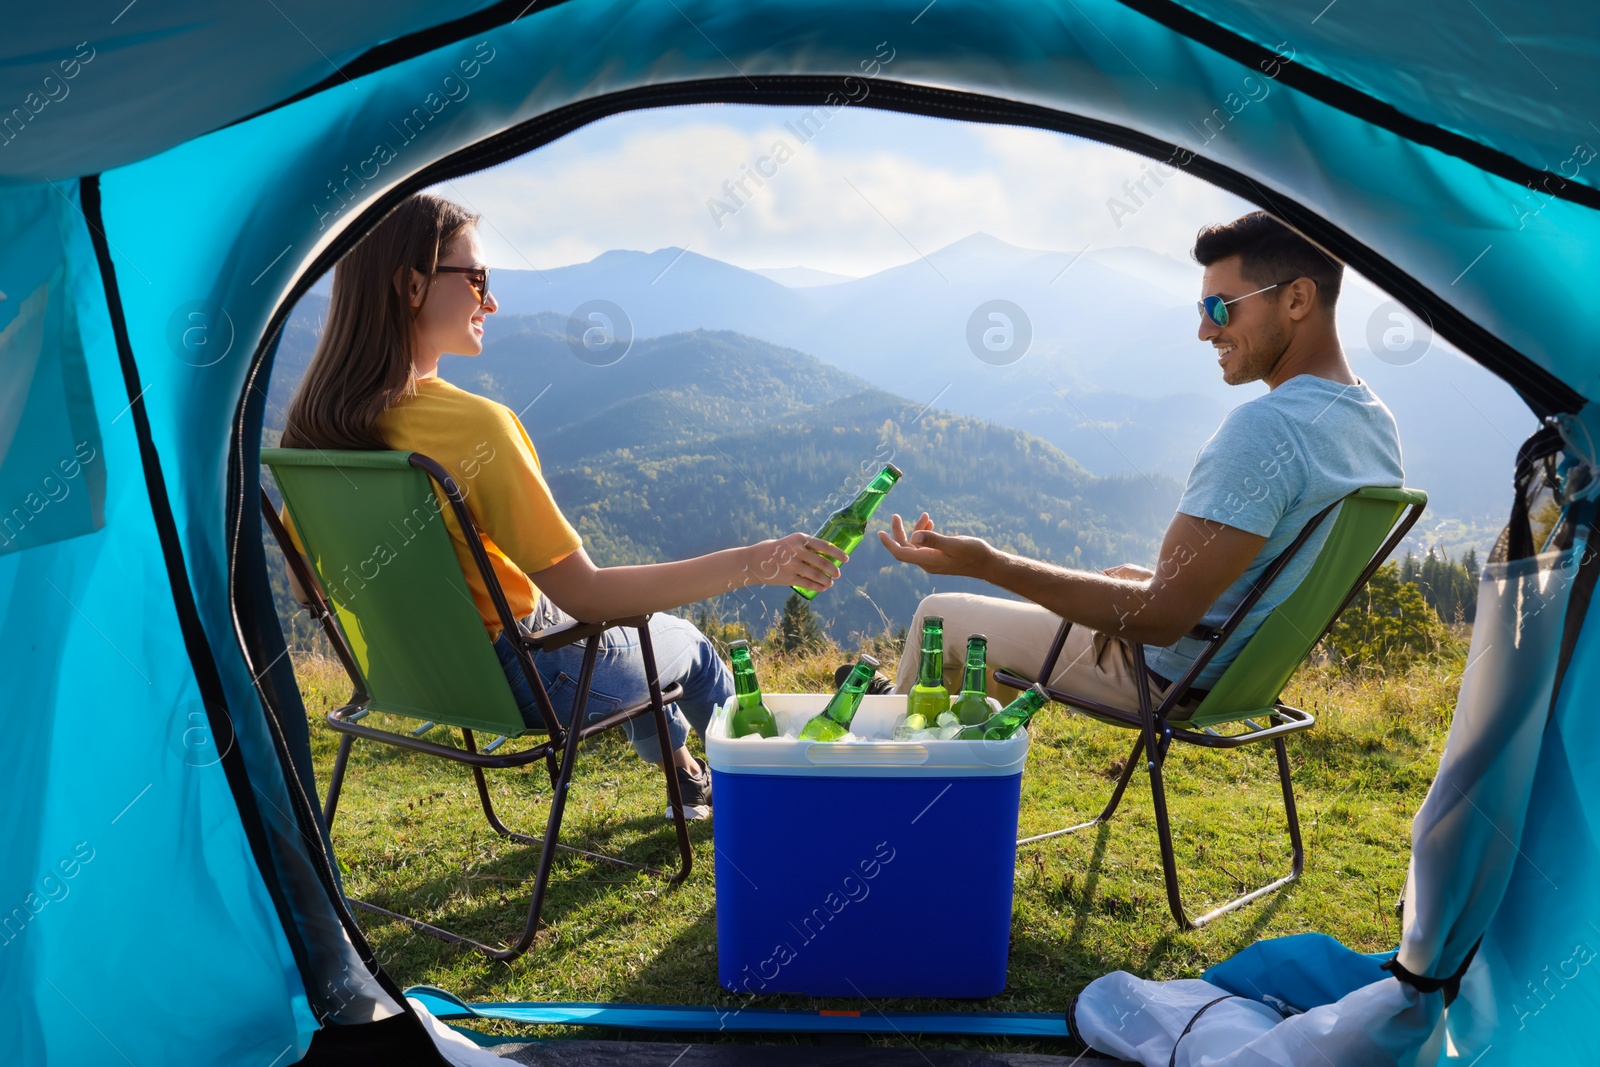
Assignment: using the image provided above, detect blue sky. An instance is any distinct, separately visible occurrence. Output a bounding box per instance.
[442,103,1253,277]
[436,100,1489,401]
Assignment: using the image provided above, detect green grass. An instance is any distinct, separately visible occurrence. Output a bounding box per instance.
[294,638,1462,1053]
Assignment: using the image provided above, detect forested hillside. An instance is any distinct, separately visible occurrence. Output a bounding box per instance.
[261,304,1180,646]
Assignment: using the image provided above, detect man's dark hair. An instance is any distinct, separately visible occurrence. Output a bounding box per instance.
[1192,211,1344,309]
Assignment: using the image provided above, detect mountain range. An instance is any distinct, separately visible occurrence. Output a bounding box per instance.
[308,232,1534,532]
[269,233,1529,643]
[264,301,1181,642]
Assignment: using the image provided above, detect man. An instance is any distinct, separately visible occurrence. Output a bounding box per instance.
[879,211,1404,712]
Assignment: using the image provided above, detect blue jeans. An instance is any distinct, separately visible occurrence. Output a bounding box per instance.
[492,598,733,763]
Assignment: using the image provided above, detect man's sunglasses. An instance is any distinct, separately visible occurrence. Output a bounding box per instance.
[434,265,492,307]
[1196,278,1297,328]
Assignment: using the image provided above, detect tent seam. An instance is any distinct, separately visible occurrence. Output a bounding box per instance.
[213,0,577,136]
[207,0,1600,216]
[77,173,322,1016]
[1111,0,1600,212]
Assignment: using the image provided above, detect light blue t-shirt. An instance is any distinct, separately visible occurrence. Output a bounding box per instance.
[1146,374,1404,689]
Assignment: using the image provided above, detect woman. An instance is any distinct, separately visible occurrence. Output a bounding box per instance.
[281,193,845,818]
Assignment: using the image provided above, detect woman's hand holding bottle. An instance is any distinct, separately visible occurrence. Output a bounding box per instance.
[741,533,849,594]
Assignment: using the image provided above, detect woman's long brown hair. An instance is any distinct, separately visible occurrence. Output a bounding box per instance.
[281,194,479,449]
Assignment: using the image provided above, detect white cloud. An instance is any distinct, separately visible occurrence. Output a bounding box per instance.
[432,104,1491,377]
[434,103,1253,276]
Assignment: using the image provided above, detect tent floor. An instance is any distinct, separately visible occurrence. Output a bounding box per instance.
[487,1038,1128,1065]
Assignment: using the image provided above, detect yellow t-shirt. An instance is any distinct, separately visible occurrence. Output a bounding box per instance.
[283,376,581,634]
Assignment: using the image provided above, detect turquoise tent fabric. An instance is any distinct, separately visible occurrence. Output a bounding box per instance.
[0,2,507,183]
[0,181,323,1065]
[1201,933,1392,1015]
[406,985,1075,1036]
[1,1,1598,1064]
[1135,0,1600,188]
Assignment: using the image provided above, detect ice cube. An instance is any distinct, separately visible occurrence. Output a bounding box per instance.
[937,723,961,740]
[936,711,957,728]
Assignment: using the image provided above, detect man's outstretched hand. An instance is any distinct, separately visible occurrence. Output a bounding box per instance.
[878,512,994,577]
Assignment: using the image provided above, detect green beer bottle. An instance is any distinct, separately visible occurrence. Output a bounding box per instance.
[799,654,879,742]
[905,615,950,731]
[793,463,902,600]
[957,683,1048,741]
[727,640,778,739]
[949,634,992,726]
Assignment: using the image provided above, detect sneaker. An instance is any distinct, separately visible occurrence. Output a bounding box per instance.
[833,663,895,695]
[667,756,713,822]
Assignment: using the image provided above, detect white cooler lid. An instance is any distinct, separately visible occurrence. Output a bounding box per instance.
[705,693,1030,777]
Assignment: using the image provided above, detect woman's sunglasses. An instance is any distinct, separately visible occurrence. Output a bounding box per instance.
[1196,278,1297,328]
[434,265,492,307]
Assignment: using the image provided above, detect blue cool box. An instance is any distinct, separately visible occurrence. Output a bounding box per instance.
[705,694,1029,999]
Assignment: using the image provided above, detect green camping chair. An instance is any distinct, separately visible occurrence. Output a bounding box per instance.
[995,485,1427,929]
[259,448,694,961]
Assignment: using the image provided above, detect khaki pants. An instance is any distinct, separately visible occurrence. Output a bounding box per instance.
[892,591,1196,715]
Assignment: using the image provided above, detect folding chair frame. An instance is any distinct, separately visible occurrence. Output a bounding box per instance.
[261,453,693,961]
[996,493,1426,929]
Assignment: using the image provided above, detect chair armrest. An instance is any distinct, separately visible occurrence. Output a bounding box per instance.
[517,614,655,652]
[518,619,607,652]
[992,666,1036,690]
